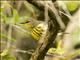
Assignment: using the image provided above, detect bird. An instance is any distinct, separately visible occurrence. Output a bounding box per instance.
[15,18,48,60]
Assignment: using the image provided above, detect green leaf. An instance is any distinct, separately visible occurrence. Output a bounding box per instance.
[13,9,20,24]
[0,49,11,57]
[66,2,79,12]
[2,55,16,60]
[47,48,56,54]
[0,7,8,23]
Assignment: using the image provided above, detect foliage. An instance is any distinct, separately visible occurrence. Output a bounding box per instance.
[0,1,80,60]
[1,55,16,60]
[66,1,79,12]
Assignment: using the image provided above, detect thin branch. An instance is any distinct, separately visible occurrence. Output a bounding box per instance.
[35,1,65,30]
[48,1,65,30]
[59,11,72,20]
[30,1,60,60]
[1,20,13,57]
[44,1,49,23]
[15,49,33,55]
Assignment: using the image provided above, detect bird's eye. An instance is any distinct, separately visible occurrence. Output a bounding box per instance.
[25,20,30,23]
[20,20,30,24]
[37,26,41,28]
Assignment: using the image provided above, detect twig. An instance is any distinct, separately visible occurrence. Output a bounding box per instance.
[36,1,65,30]
[59,11,72,20]
[48,1,65,30]
[1,20,13,57]
[44,1,49,23]
[30,1,59,60]
[15,49,34,55]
